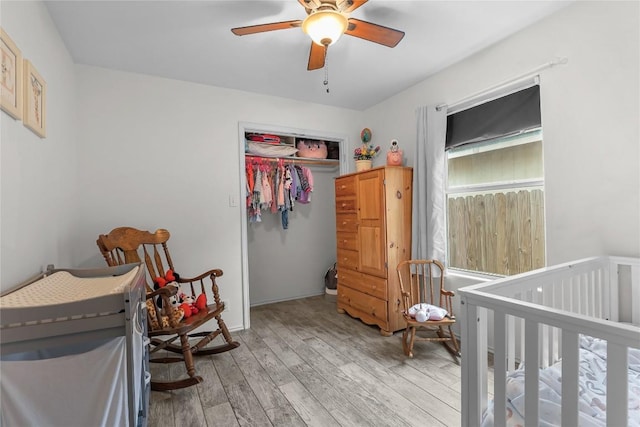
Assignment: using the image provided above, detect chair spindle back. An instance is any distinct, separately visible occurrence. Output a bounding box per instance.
[97,227,174,292]
[397,259,450,314]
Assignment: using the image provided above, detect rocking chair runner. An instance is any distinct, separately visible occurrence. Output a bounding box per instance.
[396,259,461,359]
[96,227,239,391]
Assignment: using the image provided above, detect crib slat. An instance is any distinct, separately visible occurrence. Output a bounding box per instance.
[561,331,579,427]
[595,268,603,319]
[607,343,627,427]
[507,315,515,371]
[461,301,483,426]
[607,261,616,321]
[541,288,551,367]
[478,308,488,419]
[494,311,507,427]
[524,320,539,426]
[588,271,595,317]
[632,265,640,325]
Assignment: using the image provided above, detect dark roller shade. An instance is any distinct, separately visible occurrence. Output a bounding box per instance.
[446,85,541,150]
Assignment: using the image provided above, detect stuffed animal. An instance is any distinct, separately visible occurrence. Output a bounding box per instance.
[386,139,403,166]
[153,269,180,312]
[178,294,198,318]
[408,303,448,322]
[196,293,207,310]
[178,292,208,318]
[146,298,184,329]
[153,269,179,288]
[296,140,328,159]
[151,269,208,321]
[150,269,185,327]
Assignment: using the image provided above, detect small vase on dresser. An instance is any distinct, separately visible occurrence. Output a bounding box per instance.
[355,159,372,172]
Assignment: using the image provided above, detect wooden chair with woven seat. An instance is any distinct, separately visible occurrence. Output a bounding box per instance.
[396,259,461,359]
[97,226,239,391]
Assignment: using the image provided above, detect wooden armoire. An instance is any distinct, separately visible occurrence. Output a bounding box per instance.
[334,166,413,336]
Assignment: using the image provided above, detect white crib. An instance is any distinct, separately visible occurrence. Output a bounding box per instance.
[459,256,640,427]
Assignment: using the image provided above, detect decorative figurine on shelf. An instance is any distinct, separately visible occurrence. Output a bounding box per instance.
[386,139,403,166]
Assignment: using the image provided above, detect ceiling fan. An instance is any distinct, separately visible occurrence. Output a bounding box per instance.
[231,0,405,71]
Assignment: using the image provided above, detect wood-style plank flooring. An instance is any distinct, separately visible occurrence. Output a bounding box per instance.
[148,295,465,427]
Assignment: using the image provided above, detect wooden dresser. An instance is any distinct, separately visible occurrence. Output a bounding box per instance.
[334,166,413,336]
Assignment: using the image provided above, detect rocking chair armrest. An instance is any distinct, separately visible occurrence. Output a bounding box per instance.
[440,289,456,318]
[400,291,411,303]
[441,289,455,298]
[176,268,224,283]
[146,286,178,300]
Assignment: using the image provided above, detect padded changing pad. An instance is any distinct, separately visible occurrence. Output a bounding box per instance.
[0,266,140,328]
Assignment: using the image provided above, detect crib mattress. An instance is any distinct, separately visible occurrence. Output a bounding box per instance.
[482,336,640,427]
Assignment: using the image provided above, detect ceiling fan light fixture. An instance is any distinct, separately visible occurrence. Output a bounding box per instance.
[302,10,348,46]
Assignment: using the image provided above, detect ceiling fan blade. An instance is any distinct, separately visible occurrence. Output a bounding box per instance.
[345,18,405,47]
[231,20,302,36]
[298,0,321,11]
[337,0,368,13]
[307,42,326,71]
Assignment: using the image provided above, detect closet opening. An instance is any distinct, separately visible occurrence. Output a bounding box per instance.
[238,122,348,329]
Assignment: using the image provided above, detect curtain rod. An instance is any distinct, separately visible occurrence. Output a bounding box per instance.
[436,56,568,112]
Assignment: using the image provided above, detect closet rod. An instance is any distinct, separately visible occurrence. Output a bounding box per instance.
[245,154,339,167]
[436,56,568,112]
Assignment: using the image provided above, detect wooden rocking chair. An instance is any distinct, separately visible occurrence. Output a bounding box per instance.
[396,259,461,359]
[97,227,239,391]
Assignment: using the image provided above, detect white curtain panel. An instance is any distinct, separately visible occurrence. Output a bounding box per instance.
[412,105,447,264]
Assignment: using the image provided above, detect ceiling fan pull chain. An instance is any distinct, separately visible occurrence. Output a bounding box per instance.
[323,47,330,93]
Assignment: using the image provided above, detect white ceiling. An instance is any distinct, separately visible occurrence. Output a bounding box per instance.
[45,0,572,111]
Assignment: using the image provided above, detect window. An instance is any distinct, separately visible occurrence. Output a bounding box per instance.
[445,84,545,276]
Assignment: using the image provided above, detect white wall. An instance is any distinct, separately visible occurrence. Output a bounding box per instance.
[0,1,78,289]
[364,1,640,268]
[74,65,362,329]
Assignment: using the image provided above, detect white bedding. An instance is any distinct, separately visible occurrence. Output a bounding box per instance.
[482,336,640,426]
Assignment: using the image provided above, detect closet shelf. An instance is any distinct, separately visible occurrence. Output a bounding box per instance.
[245,154,339,167]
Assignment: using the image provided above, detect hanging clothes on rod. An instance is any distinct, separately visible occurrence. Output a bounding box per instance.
[245,157,314,229]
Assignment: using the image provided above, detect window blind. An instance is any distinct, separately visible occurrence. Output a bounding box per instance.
[445,85,541,150]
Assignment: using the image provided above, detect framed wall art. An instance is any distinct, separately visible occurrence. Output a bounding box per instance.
[23,59,46,138]
[0,28,23,120]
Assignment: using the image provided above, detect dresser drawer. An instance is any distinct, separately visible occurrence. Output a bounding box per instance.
[335,176,356,197]
[336,232,357,251]
[338,269,387,300]
[336,197,357,213]
[336,214,358,233]
[337,285,388,325]
[337,248,359,270]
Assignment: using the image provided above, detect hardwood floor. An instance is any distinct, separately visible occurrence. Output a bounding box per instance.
[148,294,464,427]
